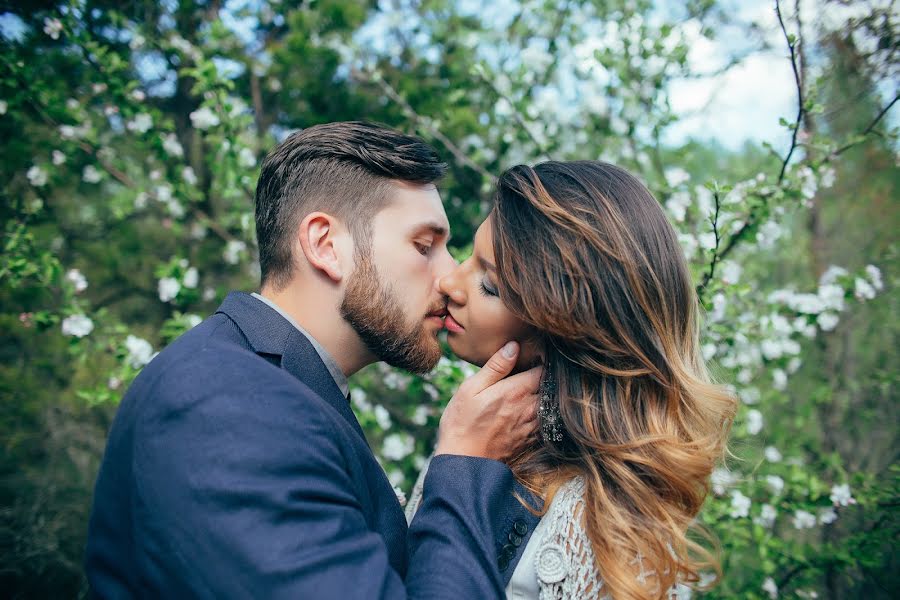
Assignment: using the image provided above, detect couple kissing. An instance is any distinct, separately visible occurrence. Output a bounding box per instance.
[86,121,735,600]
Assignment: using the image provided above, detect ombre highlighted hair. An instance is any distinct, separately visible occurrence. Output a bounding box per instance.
[492,161,736,599]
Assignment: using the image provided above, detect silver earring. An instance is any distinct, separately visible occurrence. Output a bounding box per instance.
[538,368,563,443]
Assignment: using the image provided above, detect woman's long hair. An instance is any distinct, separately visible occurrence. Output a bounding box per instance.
[492,161,736,599]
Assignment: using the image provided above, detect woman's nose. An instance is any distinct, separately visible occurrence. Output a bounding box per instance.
[437,266,467,306]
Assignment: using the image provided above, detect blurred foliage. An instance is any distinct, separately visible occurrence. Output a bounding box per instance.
[0,0,897,598]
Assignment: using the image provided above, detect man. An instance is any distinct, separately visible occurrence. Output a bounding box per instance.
[86,121,541,598]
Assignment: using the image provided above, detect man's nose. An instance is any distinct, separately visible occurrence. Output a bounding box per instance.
[437,262,467,306]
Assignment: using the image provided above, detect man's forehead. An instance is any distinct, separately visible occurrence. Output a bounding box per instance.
[380,180,450,232]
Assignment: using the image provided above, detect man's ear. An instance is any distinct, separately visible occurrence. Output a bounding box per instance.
[296,212,347,283]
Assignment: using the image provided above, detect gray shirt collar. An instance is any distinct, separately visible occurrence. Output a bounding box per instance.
[251,293,350,398]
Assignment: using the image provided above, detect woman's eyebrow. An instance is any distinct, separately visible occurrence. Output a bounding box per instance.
[478,256,496,272]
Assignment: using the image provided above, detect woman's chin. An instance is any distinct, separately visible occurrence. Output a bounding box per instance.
[446,336,487,367]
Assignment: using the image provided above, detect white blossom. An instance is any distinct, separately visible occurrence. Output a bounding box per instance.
[223,240,246,265]
[162,133,184,157]
[741,387,760,405]
[0,100,7,115]
[754,503,777,528]
[158,277,181,302]
[829,483,856,506]
[817,312,839,332]
[65,268,88,293]
[765,475,785,496]
[167,199,185,219]
[820,166,836,188]
[43,17,63,40]
[764,446,782,463]
[238,147,257,168]
[27,165,48,187]
[185,314,202,328]
[92,83,107,94]
[729,490,751,518]
[664,167,690,187]
[350,388,372,412]
[854,277,876,301]
[124,334,154,368]
[373,405,392,429]
[411,405,429,425]
[818,283,845,311]
[182,166,198,185]
[131,89,146,102]
[155,184,173,202]
[183,267,198,288]
[134,192,148,209]
[819,265,848,286]
[381,433,414,460]
[52,150,66,165]
[772,368,788,390]
[666,191,690,222]
[126,113,153,134]
[865,264,883,290]
[202,287,217,302]
[746,409,763,435]
[190,222,207,239]
[190,106,220,130]
[761,339,784,360]
[82,165,102,183]
[711,468,735,495]
[792,509,817,529]
[819,507,838,524]
[698,232,717,251]
[701,343,716,361]
[710,293,727,322]
[762,577,778,599]
[61,314,94,337]
[108,377,121,390]
[129,33,145,50]
[721,261,742,285]
[387,469,404,487]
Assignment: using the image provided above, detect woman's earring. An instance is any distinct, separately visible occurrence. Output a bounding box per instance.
[538,368,564,443]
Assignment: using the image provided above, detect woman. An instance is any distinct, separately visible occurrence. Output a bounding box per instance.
[406,161,736,599]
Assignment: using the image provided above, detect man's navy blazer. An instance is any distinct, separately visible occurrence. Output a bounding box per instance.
[86,291,540,599]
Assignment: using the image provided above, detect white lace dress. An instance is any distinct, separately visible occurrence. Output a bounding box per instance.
[406,464,608,599]
[407,463,690,600]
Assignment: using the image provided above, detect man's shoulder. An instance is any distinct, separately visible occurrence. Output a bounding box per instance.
[126,314,330,425]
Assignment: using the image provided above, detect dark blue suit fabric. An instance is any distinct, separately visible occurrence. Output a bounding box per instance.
[86,292,539,599]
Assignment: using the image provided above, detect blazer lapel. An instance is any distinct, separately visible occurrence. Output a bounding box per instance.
[216,292,367,443]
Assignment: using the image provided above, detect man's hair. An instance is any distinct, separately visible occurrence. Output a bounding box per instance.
[255,121,447,290]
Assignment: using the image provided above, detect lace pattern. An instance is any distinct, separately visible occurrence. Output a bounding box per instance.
[535,476,609,599]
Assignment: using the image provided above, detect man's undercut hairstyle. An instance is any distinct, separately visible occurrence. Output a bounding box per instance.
[255,121,447,290]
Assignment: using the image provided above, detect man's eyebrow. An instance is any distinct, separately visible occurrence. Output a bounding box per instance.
[478,256,496,272]
[411,222,451,242]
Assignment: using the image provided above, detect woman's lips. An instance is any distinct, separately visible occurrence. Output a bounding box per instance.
[445,313,465,333]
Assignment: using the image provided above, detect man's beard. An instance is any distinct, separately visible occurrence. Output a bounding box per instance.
[340,251,443,374]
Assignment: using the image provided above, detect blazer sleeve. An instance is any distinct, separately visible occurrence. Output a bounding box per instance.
[131,372,516,599]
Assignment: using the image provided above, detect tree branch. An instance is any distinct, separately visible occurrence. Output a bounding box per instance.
[352,68,497,183]
[775,0,805,184]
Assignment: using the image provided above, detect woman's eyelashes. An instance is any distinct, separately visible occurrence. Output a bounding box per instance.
[479,277,498,297]
[414,241,432,256]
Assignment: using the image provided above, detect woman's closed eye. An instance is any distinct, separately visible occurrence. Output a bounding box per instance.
[479,277,498,297]
[414,241,432,256]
